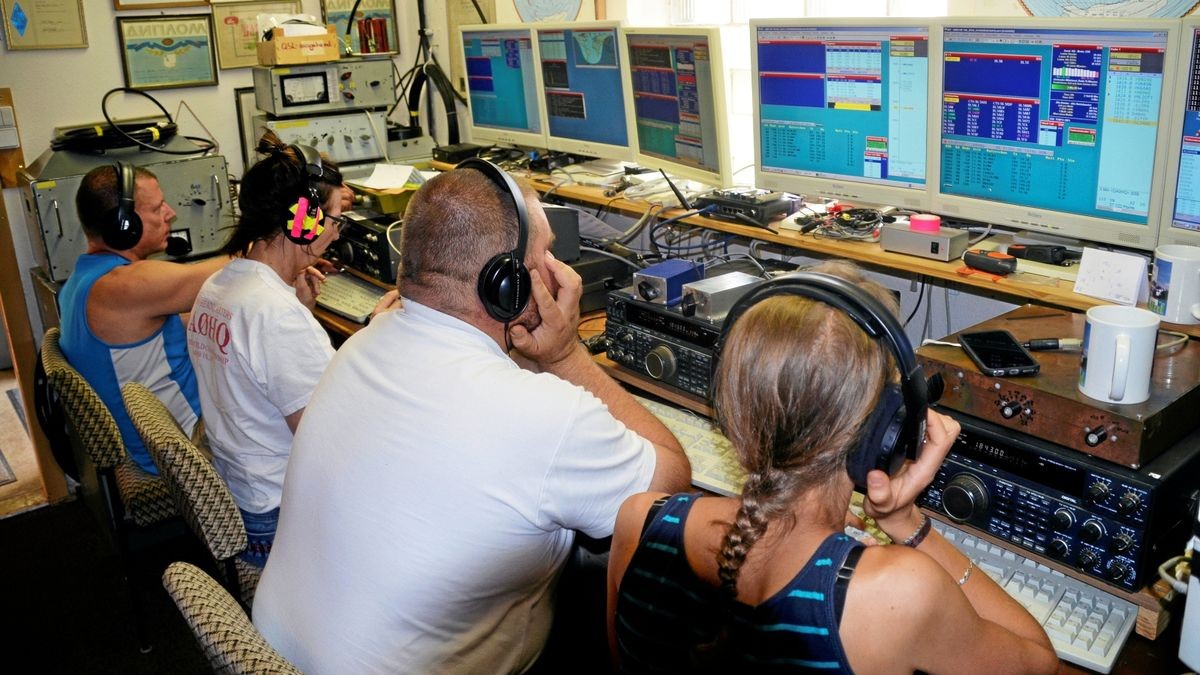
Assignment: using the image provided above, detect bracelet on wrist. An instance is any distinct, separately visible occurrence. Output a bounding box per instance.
[900,514,931,548]
[957,558,976,586]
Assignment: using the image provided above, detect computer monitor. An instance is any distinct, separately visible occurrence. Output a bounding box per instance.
[621,26,733,187]
[459,24,547,149]
[750,19,935,210]
[932,20,1179,252]
[1158,17,1200,247]
[534,21,636,162]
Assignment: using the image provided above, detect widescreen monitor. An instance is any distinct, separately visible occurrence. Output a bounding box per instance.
[932,20,1179,251]
[751,19,935,210]
[1158,17,1200,247]
[534,21,636,162]
[459,24,547,149]
[621,26,732,187]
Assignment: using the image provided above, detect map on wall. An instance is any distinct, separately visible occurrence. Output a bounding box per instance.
[1020,0,1199,16]
[495,0,596,23]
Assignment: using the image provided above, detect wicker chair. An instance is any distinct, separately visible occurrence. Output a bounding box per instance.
[163,561,301,674]
[123,381,261,610]
[39,327,183,651]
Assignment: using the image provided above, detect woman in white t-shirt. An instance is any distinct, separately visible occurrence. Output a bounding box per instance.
[186,131,398,566]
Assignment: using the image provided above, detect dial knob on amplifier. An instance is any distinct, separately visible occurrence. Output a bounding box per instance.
[1079,548,1100,568]
[1049,539,1071,561]
[1052,508,1075,531]
[1080,519,1105,544]
[335,242,356,264]
[1086,481,1109,505]
[999,400,1020,419]
[1112,533,1134,554]
[645,346,677,380]
[1084,427,1108,447]
[1117,492,1141,515]
[942,474,989,522]
[1107,560,1130,582]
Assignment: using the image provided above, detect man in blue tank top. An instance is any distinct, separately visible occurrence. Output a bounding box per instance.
[58,165,230,475]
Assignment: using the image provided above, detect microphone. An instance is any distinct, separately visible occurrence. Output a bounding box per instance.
[165,236,192,257]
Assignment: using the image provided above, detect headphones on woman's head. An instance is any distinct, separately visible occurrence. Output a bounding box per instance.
[456,158,531,323]
[281,143,329,244]
[713,272,943,489]
[103,162,142,250]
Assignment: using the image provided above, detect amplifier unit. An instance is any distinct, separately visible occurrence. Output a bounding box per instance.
[918,408,1200,593]
[694,188,800,228]
[604,288,723,398]
[325,210,401,283]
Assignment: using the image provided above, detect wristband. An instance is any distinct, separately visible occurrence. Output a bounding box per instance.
[957,558,976,586]
[900,514,931,548]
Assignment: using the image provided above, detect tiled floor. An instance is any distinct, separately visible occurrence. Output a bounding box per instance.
[0,369,48,520]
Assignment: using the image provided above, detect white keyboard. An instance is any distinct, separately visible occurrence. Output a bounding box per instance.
[633,395,745,496]
[932,518,1137,674]
[316,273,386,323]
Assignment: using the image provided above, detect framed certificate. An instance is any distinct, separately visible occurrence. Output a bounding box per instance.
[117,14,219,90]
[1,0,88,50]
[211,0,301,69]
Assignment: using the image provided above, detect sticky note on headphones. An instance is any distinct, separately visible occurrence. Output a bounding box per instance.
[289,198,324,241]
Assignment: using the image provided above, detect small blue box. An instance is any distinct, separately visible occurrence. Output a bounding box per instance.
[632,259,703,305]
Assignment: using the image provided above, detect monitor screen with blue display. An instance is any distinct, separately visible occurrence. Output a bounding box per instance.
[933,21,1178,251]
[459,25,547,149]
[535,22,635,161]
[622,26,732,187]
[751,20,934,210]
[1158,19,1200,247]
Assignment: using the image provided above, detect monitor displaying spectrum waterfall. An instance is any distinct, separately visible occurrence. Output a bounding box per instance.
[459,24,547,149]
[621,26,732,187]
[932,19,1179,251]
[751,19,935,210]
[1158,17,1200,247]
[534,22,636,162]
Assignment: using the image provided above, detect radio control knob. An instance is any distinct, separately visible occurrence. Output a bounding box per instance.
[335,242,355,264]
[644,346,677,380]
[942,474,989,523]
[365,233,378,243]
[1107,560,1130,582]
[1078,548,1100,568]
[1112,533,1134,553]
[1080,519,1105,544]
[1085,427,1108,447]
[1049,539,1070,561]
[999,400,1019,419]
[1052,508,1075,531]
[1117,492,1141,515]
[1086,481,1110,505]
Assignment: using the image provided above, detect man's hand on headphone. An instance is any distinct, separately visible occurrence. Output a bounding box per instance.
[509,251,582,369]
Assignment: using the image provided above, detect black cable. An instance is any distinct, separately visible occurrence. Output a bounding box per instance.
[903,277,927,327]
[344,0,364,37]
[97,88,214,155]
[468,0,488,22]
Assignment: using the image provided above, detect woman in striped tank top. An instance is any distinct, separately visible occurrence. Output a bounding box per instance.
[607,266,1057,674]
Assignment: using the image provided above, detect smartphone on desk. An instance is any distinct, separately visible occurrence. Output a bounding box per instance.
[958,330,1040,377]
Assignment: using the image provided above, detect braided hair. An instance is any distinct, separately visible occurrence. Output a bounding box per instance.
[221,131,343,256]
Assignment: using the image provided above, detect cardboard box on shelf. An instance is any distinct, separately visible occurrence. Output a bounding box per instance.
[257,26,340,66]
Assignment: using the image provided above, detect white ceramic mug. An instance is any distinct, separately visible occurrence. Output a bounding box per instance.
[1079,305,1160,405]
[1149,244,1200,325]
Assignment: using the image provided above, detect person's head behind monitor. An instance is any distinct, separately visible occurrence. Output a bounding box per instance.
[221,131,345,257]
[710,261,898,595]
[398,165,547,324]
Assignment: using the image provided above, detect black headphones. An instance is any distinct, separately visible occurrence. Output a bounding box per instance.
[103,162,142,251]
[456,158,531,323]
[282,143,330,245]
[713,272,942,489]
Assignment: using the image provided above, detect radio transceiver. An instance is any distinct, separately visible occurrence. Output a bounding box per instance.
[920,409,1200,593]
[604,288,724,398]
[325,210,401,283]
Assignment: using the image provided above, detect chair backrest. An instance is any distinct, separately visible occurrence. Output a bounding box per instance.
[162,561,302,675]
[41,327,124,470]
[122,382,259,603]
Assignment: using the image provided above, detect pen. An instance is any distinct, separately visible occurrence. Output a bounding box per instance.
[1023,338,1082,351]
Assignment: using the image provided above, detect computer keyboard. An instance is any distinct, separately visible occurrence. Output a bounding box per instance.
[633,395,745,496]
[316,273,386,323]
[931,518,1137,674]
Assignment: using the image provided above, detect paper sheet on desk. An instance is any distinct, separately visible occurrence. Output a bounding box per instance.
[346,164,423,191]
